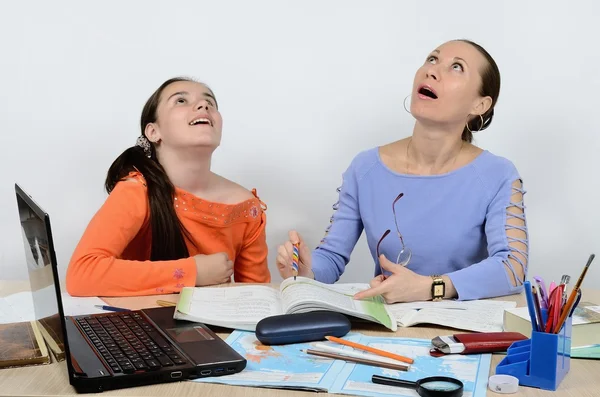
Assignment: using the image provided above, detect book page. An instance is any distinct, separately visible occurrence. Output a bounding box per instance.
[175,285,283,330]
[387,299,516,312]
[400,306,511,333]
[387,299,516,326]
[279,278,396,331]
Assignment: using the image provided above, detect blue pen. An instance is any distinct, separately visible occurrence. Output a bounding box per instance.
[568,289,582,317]
[533,276,549,309]
[524,281,540,332]
[94,305,130,312]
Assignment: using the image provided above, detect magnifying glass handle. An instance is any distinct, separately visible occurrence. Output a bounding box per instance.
[372,375,418,389]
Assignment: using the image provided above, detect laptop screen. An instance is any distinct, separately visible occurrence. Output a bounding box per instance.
[15,184,69,362]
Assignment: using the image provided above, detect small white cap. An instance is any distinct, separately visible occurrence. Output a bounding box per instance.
[488,374,519,394]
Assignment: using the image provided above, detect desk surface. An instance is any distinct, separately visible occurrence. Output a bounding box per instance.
[1,281,598,397]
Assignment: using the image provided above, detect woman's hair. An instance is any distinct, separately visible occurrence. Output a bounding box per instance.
[104,77,216,261]
[458,40,501,143]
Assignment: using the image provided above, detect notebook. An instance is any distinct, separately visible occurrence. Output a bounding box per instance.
[0,321,50,369]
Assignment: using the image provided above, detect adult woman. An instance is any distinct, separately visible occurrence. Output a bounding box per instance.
[277,40,527,303]
[67,77,270,296]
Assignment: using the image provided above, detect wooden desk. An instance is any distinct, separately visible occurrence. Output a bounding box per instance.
[1,282,598,397]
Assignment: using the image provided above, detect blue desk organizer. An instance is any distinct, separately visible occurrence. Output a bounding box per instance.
[496,309,572,391]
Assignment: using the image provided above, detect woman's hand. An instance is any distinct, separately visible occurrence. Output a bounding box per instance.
[194,253,234,286]
[276,230,314,279]
[353,254,432,303]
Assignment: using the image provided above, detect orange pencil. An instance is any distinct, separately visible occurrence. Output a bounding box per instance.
[325,335,414,364]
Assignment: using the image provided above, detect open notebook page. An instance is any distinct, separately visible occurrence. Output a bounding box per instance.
[279,278,397,331]
[393,300,517,333]
[175,285,283,330]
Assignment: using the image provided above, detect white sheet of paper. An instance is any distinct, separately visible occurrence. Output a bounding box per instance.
[0,291,35,324]
[60,293,110,316]
[0,287,109,324]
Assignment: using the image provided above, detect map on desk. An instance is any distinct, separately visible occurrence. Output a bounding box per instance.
[194,330,355,391]
[194,331,491,397]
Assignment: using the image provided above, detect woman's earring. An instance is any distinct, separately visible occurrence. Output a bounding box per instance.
[403,95,412,114]
[466,114,485,133]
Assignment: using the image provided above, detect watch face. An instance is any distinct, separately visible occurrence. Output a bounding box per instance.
[433,284,444,296]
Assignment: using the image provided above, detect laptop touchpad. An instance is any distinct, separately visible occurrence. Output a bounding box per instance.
[166,326,215,343]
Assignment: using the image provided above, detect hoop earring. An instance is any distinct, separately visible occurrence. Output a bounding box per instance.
[466,114,485,133]
[403,95,412,114]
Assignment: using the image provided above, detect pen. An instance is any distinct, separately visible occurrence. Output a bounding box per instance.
[544,284,564,333]
[523,281,539,332]
[531,286,544,332]
[549,281,556,295]
[94,305,130,312]
[292,242,300,281]
[568,289,582,317]
[325,335,414,364]
[303,349,409,371]
[533,276,549,309]
[553,254,595,334]
[560,274,571,306]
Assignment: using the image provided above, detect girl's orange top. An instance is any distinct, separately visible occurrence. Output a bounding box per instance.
[66,172,271,297]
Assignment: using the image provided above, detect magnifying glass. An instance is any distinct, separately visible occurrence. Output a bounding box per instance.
[372,374,464,397]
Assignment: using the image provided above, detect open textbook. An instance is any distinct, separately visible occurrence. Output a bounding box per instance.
[174,277,397,331]
[322,283,517,333]
[174,278,517,333]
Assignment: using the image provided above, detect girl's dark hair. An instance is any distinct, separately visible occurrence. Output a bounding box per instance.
[105,77,216,261]
[457,40,501,143]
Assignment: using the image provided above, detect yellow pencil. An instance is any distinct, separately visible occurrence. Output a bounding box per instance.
[156,300,176,307]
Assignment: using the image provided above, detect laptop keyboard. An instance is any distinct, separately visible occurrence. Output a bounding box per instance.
[76,312,187,374]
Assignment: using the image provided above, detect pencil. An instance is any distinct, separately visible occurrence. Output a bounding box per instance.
[292,243,300,280]
[156,300,177,307]
[314,343,410,368]
[325,335,414,364]
[303,349,409,371]
[553,253,595,334]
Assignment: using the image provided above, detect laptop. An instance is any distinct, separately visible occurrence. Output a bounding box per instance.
[15,183,247,393]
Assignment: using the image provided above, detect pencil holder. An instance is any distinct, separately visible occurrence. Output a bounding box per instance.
[495,309,572,391]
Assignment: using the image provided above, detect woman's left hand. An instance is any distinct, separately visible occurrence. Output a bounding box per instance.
[353,254,432,303]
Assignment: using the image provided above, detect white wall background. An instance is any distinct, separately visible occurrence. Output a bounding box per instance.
[1,0,599,291]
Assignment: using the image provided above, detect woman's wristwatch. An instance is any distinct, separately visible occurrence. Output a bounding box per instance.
[431,275,445,301]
